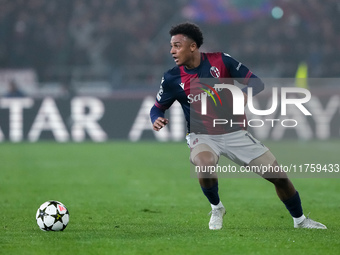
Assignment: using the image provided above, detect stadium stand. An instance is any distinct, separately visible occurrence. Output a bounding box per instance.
[0,0,339,95]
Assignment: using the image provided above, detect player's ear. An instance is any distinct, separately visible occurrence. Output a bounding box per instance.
[190,42,197,52]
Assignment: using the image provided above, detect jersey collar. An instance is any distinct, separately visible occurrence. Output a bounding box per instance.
[183,53,205,74]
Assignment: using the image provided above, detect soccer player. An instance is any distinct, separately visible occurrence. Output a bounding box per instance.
[150,22,326,230]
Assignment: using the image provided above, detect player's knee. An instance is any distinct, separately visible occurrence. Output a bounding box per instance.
[193,151,217,167]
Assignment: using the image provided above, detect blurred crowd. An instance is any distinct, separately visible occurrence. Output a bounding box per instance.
[0,0,339,91]
[215,0,340,78]
[0,0,176,79]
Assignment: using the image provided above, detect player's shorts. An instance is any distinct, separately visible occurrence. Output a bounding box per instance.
[186,130,269,166]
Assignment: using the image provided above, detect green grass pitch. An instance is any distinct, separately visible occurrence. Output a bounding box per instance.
[0,140,339,255]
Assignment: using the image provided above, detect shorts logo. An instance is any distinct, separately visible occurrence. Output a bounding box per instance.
[193,138,199,145]
[210,66,220,78]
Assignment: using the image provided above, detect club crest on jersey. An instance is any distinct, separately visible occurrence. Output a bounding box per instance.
[210,66,220,78]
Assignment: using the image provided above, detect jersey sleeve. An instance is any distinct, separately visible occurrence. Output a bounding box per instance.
[222,53,264,96]
[150,75,176,124]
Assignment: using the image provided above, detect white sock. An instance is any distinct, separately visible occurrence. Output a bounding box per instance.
[211,201,223,210]
[293,214,306,225]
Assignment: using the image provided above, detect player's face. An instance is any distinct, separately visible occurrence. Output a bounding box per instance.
[170,34,196,67]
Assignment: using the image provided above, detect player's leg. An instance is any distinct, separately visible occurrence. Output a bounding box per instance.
[249,151,327,229]
[249,151,296,200]
[191,145,219,203]
[191,144,226,230]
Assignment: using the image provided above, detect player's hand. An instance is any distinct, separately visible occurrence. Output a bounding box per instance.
[153,117,169,131]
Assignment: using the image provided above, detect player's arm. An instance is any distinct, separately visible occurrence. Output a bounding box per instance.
[242,73,264,97]
[150,105,169,131]
[150,76,174,131]
[222,53,264,96]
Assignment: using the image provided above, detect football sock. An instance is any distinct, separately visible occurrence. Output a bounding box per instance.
[201,182,220,205]
[282,191,303,218]
[293,214,306,225]
[211,201,224,210]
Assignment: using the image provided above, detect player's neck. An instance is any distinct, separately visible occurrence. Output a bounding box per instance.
[184,51,201,70]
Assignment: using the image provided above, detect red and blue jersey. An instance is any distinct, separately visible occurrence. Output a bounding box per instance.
[150,52,264,134]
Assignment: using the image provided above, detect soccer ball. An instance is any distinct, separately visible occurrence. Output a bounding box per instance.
[36,201,69,231]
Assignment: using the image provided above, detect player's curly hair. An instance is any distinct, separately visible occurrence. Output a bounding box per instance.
[169,22,204,48]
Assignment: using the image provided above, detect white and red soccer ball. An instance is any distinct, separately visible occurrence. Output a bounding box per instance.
[36,201,69,231]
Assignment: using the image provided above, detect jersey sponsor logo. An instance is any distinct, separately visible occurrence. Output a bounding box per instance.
[187,83,223,104]
[187,82,224,116]
[198,83,223,107]
[210,66,220,78]
[197,83,223,115]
